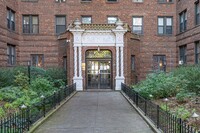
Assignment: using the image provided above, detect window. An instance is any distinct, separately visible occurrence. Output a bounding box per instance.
[107,0,117,2]
[107,16,118,24]
[21,0,38,2]
[132,17,143,34]
[179,45,187,64]
[23,15,39,34]
[81,16,92,24]
[153,55,166,72]
[81,0,91,1]
[195,41,200,64]
[195,2,200,25]
[55,0,66,2]
[158,17,173,35]
[31,54,44,67]
[158,0,173,3]
[179,10,187,32]
[131,55,135,71]
[7,44,16,65]
[56,16,66,34]
[133,0,143,2]
[7,8,15,31]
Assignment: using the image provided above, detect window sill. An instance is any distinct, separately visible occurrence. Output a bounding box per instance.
[22,33,39,35]
[106,1,119,4]
[80,1,92,3]
[158,2,174,4]
[157,34,173,37]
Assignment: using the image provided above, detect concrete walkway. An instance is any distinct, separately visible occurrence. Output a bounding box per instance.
[34,92,154,133]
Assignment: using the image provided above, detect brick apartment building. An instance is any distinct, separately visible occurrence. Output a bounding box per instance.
[0,0,199,90]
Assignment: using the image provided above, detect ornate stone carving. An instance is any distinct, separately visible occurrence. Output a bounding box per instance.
[116,46,119,77]
[78,46,82,78]
[82,33,115,45]
[120,46,124,77]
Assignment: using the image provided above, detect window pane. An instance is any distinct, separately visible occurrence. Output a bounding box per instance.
[7,10,9,19]
[23,16,30,24]
[32,16,38,24]
[158,18,164,26]
[166,26,172,34]
[38,55,43,67]
[56,17,65,25]
[166,18,172,26]
[107,17,118,24]
[158,26,164,34]
[56,25,66,34]
[82,16,92,24]
[133,17,142,26]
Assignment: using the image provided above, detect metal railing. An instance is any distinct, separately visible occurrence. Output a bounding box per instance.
[121,83,197,133]
[0,83,76,133]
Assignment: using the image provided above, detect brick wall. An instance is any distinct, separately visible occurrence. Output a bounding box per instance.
[0,0,179,85]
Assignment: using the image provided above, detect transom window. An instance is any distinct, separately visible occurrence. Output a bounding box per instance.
[86,50,112,59]
[195,1,200,25]
[195,41,200,64]
[81,16,92,24]
[55,0,66,2]
[158,17,173,35]
[107,16,118,24]
[7,8,15,31]
[179,45,187,65]
[31,54,44,67]
[132,17,143,34]
[23,15,39,34]
[7,44,16,65]
[56,16,66,34]
[153,55,166,72]
[179,10,187,33]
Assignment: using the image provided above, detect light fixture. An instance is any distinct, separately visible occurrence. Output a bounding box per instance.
[21,104,27,109]
[191,112,199,119]
[97,46,100,52]
[159,62,163,67]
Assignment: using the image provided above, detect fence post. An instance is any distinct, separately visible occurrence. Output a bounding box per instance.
[178,118,182,133]
[136,92,139,107]
[43,98,46,117]
[54,91,56,109]
[58,90,61,105]
[145,100,147,116]
[27,107,30,131]
[157,105,160,129]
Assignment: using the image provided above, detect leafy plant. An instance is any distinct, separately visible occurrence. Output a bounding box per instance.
[30,77,56,96]
[174,106,191,121]
[0,107,5,119]
[0,86,22,102]
[14,72,29,90]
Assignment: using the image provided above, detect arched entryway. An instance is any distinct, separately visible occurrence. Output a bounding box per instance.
[86,50,112,89]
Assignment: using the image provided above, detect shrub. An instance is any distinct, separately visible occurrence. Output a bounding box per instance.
[176,91,195,103]
[0,107,5,119]
[133,72,187,99]
[172,65,200,95]
[0,68,15,88]
[30,77,56,96]
[14,72,29,90]
[174,106,191,121]
[0,86,22,102]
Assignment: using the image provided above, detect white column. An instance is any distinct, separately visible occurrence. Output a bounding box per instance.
[78,46,82,77]
[74,46,77,78]
[116,46,119,77]
[120,46,124,78]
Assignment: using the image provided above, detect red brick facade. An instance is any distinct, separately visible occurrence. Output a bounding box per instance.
[0,0,199,89]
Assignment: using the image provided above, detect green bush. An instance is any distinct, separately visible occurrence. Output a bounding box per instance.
[14,72,29,90]
[30,77,56,96]
[0,107,5,119]
[0,68,15,88]
[0,86,23,102]
[172,65,200,95]
[133,72,187,99]
[45,67,66,88]
[174,106,191,121]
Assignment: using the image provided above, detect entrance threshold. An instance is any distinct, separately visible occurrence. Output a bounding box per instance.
[85,89,113,92]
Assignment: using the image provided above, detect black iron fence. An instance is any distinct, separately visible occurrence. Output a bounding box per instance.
[121,83,198,133]
[0,83,76,133]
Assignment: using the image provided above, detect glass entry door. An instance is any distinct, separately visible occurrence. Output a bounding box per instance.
[87,60,111,89]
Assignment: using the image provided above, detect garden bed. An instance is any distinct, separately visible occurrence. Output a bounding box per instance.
[153,96,200,130]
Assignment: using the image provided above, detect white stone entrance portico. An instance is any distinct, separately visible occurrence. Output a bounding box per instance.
[69,19,128,91]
